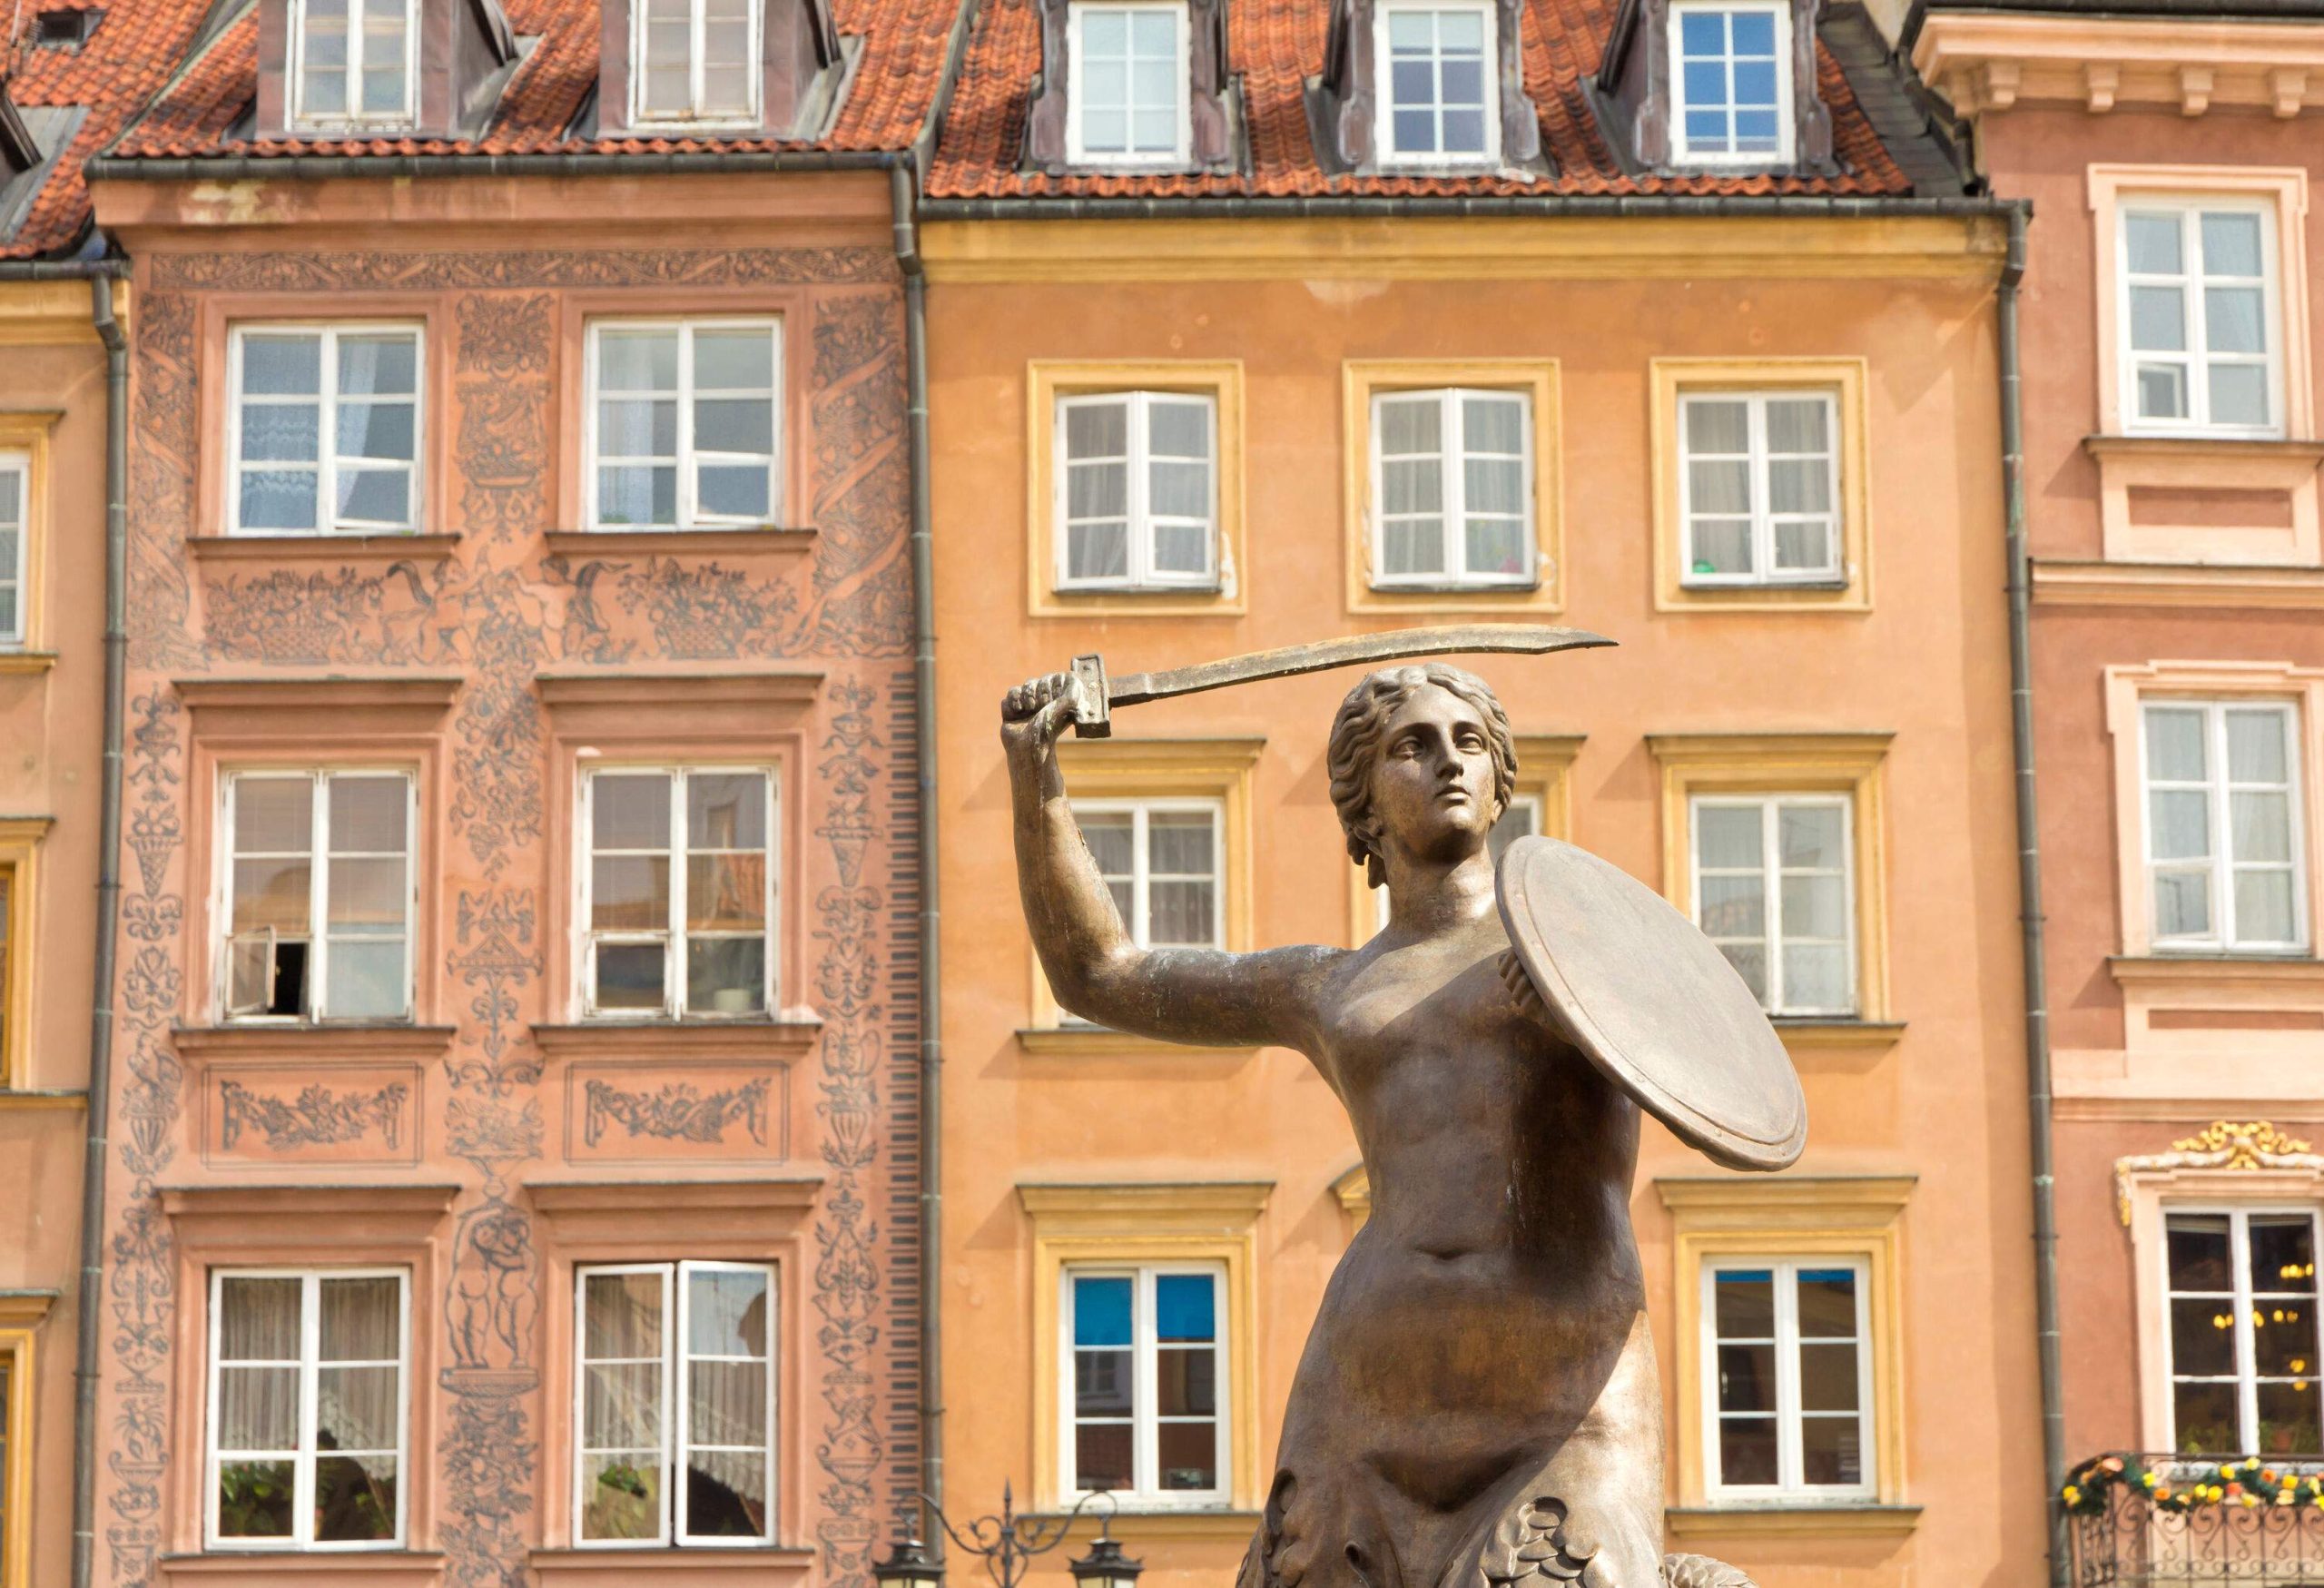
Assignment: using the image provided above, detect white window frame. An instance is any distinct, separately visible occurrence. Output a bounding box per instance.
[1667,0,1794,167]
[1069,798,1226,950]
[1689,793,1856,1018]
[2140,699,2309,956]
[1059,1262,1229,1509]
[628,0,764,128]
[218,769,419,1025]
[0,449,25,647]
[1675,390,1842,587]
[2118,197,2285,440]
[1065,0,1192,167]
[573,1259,780,1549]
[288,0,420,128]
[203,1267,411,1553]
[1699,1256,1876,1503]
[2160,1205,2324,1455]
[1366,386,1537,591]
[226,324,425,538]
[1052,390,1219,592]
[1372,0,1500,168]
[578,765,781,1021]
[583,319,784,533]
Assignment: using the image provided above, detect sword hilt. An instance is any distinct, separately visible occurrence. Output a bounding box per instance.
[1068,653,1112,738]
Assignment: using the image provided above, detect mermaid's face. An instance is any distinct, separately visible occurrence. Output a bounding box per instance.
[1366,685,1501,864]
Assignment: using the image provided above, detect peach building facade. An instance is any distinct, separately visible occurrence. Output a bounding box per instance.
[918,0,2045,1562]
[1914,0,2324,1491]
[58,0,954,1556]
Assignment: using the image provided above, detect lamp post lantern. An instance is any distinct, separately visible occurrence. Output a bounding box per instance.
[874,1484,1139,1588]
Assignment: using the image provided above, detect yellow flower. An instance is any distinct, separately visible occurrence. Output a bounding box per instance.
[2063,1486,2082,1506]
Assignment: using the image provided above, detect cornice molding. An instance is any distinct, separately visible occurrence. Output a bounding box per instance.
[1915,13,2324,117]
[918,216,2011,284]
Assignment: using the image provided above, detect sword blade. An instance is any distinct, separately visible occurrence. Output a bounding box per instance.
[1107,624,1613,708]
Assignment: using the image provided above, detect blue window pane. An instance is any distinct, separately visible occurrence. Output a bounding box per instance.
[1682,59,1728,107]
[1155,1275,1215,1342]
[1442,108,1486,152]
[1684,109,1728,144]
[1441,57,1483,105]
[1733,109,1778,149]
[1798,1268,1855,1287]
[1730,10,1776,53]
[1391,59,1435,106]
[1438,8,1484,47]
[1732,60,1776,107]
[1679,10,1724,53]
[1393,108,1436,151]
[1073,1277,1133,1347]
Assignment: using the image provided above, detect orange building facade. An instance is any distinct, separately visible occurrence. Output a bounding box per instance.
[1915,0,2324,1538]
[918,0,2044,1571]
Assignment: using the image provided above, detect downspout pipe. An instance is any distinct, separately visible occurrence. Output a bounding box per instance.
[891,160,945,1533]
[1997,201,2067,1588]
[71,268,129,1588]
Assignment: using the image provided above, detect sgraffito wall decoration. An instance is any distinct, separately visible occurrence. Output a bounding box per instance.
[103,242,921,1588]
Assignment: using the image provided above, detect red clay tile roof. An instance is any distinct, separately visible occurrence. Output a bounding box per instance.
[3,0,218,257]
[106,0,961,158]
[926,0,1915,197]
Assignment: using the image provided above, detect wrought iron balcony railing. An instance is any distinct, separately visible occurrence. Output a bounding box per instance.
[2067,1455,2324,1588]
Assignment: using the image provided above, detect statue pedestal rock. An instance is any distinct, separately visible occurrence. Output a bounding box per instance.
[1001,632,1805,1588]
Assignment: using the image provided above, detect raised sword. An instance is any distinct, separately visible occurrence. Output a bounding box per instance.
[1061,623,1613,737]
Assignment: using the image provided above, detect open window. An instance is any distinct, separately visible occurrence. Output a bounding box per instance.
[222,771,415,1024]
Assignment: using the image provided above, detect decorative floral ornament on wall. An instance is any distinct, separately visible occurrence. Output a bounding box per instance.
[2113,1119,2323,1227]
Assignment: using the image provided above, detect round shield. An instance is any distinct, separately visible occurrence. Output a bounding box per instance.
[1496,835,1806,1171]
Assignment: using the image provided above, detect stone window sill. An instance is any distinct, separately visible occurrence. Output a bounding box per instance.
[184,533,460,563]
[533,1016,822,1060]
[541,527,817,557]
[159,1549,446,1585]
[0,649,58,675]
[1769,1018,1905,1057]
[531,1544,816,1583]
[1016,1025,1262,1060]
[172,1023,458,1060]
[1022,1506,1261,1539]
[1665,1503,1922,1538]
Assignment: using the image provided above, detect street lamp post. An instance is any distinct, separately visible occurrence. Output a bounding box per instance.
[873,1484,1144,1588]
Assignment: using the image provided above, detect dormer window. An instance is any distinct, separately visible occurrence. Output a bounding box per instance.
[1376,0,1494,165]
[290,0,418,126]
[1067,3,1188,165]
[1592,0,1829,174]
[1024,0,1236,173]
[634,0,760,126]
[1669,0,1787,164]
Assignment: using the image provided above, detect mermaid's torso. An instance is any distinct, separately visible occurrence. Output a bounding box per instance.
[1246,913,1664,1588]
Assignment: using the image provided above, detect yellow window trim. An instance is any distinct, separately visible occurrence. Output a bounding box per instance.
[1018,1180,1272,1514]
[1029,737,1264,1033]
[1344,733,1583,947]
[1340,360,1563,616]
[0,818,51,1091]
[1025,360,1247,619]
[1647,733,1894,1024]
[0,413,63,656]
[1648,359,1872,613]
[0,1290,53,1588]
[1656,1175,1914,1518]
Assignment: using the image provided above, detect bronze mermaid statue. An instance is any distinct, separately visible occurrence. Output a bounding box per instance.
[1002,658,1781,1588]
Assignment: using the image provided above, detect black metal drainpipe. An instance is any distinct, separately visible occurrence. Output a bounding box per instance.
[1998,200,2066,1588]
[74,266,129,1588]
[891,159,945,1532]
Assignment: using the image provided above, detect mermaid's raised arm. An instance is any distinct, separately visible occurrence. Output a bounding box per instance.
[1001,673,1333,1054]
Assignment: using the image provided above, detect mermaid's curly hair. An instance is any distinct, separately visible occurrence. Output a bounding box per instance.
[1326,663,1518,889]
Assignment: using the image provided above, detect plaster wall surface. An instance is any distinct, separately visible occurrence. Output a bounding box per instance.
[926,233,2040,1588]
[0,298,115,1588]
[74,175,924,1588]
